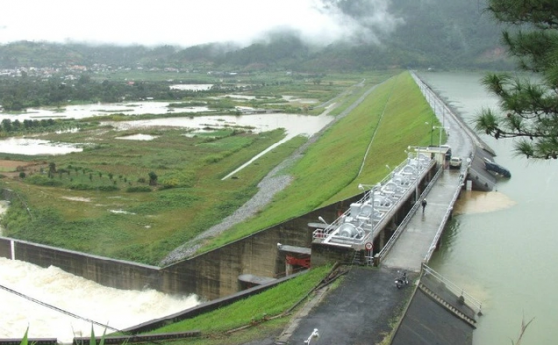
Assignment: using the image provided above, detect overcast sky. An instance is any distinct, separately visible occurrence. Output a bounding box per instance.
[0,0,402,47]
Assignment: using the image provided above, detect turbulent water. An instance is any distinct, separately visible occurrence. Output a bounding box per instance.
[421,72,558,345]
[0,257,199,343]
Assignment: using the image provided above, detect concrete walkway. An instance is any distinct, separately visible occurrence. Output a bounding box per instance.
[381,168,462,272]
[382,74,476,272]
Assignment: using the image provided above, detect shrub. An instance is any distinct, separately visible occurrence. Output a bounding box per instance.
[97,185,119,192]
[158,170,195,189]
[26,174,63,187]
[126,186,152,193]
[69,183,93,190]
[204,153,225,164]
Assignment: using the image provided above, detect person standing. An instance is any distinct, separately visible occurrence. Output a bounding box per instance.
[421,199,427,214]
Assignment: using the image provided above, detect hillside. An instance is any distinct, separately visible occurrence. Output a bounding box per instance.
[0,0,509,71]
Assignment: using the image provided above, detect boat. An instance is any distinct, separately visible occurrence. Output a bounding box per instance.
[484,157,511,178]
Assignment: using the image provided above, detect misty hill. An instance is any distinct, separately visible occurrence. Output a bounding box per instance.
[0,0,509,71]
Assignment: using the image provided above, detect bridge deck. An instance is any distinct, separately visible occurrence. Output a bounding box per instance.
[381,168,462,271]
[382,75,475,272]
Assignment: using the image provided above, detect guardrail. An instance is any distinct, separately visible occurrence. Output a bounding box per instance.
[422,171,465,263]
[421,264,483,316]
[0,339,57,345]
[72,331,201,345]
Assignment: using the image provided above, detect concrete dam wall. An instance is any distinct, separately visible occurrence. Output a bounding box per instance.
[0,193,358,301]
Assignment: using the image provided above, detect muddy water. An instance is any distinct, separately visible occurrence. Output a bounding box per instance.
[421,72,558,345]
[109,113,333,139]
[0,101,209,120]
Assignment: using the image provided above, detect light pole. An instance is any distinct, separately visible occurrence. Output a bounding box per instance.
[432,126,450,147]
[425,122,433,146]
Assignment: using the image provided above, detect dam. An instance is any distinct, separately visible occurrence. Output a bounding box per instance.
[0,71,492,343]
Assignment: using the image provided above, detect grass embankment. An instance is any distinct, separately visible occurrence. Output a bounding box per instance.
[140,264,335,345]
[201,71,439,252]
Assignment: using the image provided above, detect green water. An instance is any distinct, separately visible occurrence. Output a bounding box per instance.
[421,72,558,345]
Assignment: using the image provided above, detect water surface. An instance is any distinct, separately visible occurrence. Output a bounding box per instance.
[421,71,558,345]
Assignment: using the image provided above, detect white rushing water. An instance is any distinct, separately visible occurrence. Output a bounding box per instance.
[0,257,199,344]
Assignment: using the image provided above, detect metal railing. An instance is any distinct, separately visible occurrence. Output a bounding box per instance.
[376,164,442,262]
[422,264,483,316]
[422,171,465,263]
[312,158,432,245]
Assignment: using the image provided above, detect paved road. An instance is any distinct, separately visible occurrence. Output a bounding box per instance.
[278,267,415,345]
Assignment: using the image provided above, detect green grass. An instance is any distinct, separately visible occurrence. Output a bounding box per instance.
[138,265,333,344]
[0,128,307,264]
[201,71,438,252]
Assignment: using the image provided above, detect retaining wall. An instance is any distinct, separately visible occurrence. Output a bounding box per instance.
[0,193,360,300]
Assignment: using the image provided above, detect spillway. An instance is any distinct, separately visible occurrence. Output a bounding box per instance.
[0,257,199,344]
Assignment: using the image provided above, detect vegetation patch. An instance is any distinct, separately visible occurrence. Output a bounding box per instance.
[141,265,333,343]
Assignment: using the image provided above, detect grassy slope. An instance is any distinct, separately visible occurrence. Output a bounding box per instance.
[203,71,438,251]
[141,265,334,345]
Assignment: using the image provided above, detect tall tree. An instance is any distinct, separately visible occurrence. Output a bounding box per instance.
[474,0,558,159]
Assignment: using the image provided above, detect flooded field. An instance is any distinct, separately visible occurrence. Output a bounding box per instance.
[0,137,84,155]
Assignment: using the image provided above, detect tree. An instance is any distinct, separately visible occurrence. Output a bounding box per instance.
[474,0,558,159]
[148,171,158,186]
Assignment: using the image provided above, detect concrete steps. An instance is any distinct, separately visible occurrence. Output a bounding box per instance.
[418,282,476,328]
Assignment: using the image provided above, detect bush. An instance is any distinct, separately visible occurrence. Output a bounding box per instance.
[126,186,152,193]
[158,170,195,189]
[98,185,119,192]
[204,153,226,164]
[69,183,93,190]
[26,174,63,187]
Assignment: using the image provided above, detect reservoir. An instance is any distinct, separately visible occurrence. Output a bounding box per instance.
[421,72,558,345]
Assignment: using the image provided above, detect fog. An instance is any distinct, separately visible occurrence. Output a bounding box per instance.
[0,0,403,47]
